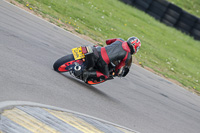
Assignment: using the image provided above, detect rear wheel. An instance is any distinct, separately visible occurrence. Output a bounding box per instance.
[53,54,75,72]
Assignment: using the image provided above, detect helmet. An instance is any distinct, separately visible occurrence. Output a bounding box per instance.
[127,37,141,54]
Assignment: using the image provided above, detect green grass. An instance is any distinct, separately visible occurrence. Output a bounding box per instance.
[14,0,200,93]
[167,0,200,18]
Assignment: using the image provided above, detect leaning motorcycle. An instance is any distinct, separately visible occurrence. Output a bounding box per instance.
[53,45,132,85]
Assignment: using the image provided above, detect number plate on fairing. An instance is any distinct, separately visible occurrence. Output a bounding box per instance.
[72,46,85,60]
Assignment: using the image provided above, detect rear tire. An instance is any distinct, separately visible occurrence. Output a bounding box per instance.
[53,54,74,72]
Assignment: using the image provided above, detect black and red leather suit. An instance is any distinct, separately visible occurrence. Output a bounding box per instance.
[84,38,133,81]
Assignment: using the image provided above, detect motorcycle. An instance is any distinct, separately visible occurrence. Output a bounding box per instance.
[53,45,132,85]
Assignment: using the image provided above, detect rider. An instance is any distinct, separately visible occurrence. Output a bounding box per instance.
[75,36,141,83]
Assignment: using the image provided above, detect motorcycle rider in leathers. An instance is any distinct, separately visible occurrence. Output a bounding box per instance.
[74,36,141,83]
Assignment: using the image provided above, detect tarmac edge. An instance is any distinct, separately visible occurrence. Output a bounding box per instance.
[0,101,140,133]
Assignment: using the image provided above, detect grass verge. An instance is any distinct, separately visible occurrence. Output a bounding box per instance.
[10,0,200,94]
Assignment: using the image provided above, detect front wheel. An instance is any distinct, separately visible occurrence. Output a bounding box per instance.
[53,54,83,72]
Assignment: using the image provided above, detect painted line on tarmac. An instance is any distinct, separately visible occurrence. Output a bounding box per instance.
[2,107,59,133]
[44,108,103,133]
[0,101,140,133]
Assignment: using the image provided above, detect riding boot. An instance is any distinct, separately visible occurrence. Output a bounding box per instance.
[82,71,97,82]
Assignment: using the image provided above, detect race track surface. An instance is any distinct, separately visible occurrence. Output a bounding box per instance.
[1,1,200,133]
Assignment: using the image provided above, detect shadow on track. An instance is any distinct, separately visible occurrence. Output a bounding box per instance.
[59,73,121,103]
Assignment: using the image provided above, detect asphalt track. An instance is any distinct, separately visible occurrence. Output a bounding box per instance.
[1,1,200,133]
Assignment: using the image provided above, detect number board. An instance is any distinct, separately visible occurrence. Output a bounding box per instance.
[72,46,85,60]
